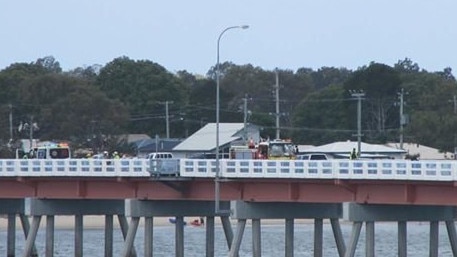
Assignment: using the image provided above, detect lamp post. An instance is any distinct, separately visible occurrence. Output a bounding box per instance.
[215,25,249,213]
[350,90,365,158]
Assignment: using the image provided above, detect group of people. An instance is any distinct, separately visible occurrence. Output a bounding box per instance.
[85,150,121,159]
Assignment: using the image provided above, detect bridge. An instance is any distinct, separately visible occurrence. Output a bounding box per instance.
[1,158,457,257]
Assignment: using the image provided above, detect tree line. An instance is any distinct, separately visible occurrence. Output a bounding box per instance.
[0,56,455,157]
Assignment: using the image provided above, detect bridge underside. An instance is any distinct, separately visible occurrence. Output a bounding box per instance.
[1,199,457,257]
[0,178,456,205]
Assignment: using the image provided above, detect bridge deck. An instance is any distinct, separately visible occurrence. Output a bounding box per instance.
[0,158,456,205]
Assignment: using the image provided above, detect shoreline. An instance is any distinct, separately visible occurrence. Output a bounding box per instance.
[0,216,320,230]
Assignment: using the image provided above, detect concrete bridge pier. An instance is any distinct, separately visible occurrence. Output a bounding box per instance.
[0,199,39,257]
[124,199,232,257]
[229,201,344,257]
[23,198,126,257]
[7,213,16,257]
[343,203,457,257]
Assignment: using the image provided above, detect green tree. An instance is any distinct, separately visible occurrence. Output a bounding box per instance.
[344,63,401,142]
[96,57,187,137]
[17,74,128,150]
[0,58,64,145]
[292,85,350,144]
[401,71,457,151]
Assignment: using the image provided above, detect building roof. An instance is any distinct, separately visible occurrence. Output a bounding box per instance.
[136,138,183,154]
[118,134,151,144]
[303,141,406,154]
[386,142,455,160]
[173,123,245,152]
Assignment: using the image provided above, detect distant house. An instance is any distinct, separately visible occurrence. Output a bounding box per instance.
[134,138,183,158]
[302,141,407,159]
[386,142,455,160]
[121,134,151,144]
[115,134,183,157]
[172,123,260,158]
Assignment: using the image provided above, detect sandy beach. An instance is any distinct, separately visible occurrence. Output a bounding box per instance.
[0,216,316,230]
[0,216,180,230]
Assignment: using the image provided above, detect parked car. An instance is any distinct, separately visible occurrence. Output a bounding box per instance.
[146,152,174,159]
[296,153,329,160]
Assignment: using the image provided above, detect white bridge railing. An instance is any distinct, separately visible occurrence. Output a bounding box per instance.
[180,159,457,181]
[0,159,456,181]
[0,159,151,177]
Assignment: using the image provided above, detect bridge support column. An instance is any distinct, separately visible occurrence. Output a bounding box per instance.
[125,199,231,257]
[314,218,323,257]
[430,221,439,257]
[252,219,261,257]
[330,218,346,256]
[221,215,234,250]
[398,221,407,257]
[121,217,140,257]
[365,221,375,257]
[46,215,55,257]
[0,200,27,257]
[20,214,39,257]
[343,203,457,257]
[7,214,16,257]
[206,216,215,257]
[23,215,41,257]
[229,219,246,257]
[75,215,83,257]
[230,201,343,257]
[118,214,137,257]
[175,216,185,257]
[446,220,457,256]
[144,216,153,257]
[105,214,114,257]
[23,198,126,257]
[344,221,362,257]
[285,218,294,257]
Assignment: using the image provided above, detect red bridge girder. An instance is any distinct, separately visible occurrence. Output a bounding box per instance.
[0,177,456,206]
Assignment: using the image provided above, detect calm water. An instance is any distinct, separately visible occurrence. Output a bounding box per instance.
[0,222,454,256]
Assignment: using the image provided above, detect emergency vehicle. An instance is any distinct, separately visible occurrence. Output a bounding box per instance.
[33,142,71,159]
[230,139,296,160]
[257,139,296,160]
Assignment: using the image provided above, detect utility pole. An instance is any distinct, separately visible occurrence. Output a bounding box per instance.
[29,115,34,150]
[9,104,13,141]
[453,95,457,114]
[159,101,174,139]
[453,95,457,159]
[274,69,280,140]
[155,134,159,153]
[243,94,248,142]
[350,90,365,157]
[399,88,405,149]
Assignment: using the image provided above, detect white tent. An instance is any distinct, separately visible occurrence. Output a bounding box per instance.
[386,142,455,160]
[302,141,406,159]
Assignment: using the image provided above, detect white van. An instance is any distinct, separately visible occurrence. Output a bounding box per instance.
[147,152,173,159]
[147,152,177,176]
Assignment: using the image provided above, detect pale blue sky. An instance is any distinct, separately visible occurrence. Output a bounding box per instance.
[1,1,456,75]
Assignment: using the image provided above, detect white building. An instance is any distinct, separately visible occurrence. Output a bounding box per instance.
[172,123,260,158]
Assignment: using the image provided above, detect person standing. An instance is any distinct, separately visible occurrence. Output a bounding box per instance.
[350,148,357,160]
[112,151,120,159]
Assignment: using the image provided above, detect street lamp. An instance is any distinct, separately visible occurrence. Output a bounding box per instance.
[215,25,249,213]
[349,90,365,158]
